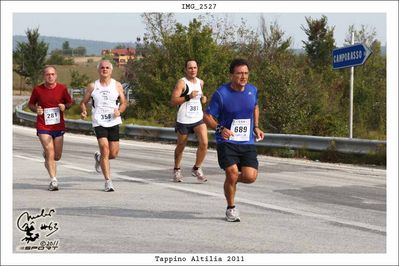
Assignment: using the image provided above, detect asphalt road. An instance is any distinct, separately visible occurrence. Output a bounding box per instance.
[9,124,388,264]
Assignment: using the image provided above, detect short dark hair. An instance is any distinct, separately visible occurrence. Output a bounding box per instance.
[229,58,249,74]
[185,59,197,68]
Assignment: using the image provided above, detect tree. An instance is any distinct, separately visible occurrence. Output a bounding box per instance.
[62,41,70,50]
[124,13,231,125]
[260,17,292,60]
[114,44,127,49]
[345,25,377,47]
[120,13,386,140]
[70,70,91,88]
[101,53,116,67]
[62,41,73,56]
[242,18,306,134]
[73,46,87,56]
[344,25,386,139]
[13,27,49,88]
[141,13,176,44]
[298,15,350,136]
[46,54,74,65]
[301,15,336,69]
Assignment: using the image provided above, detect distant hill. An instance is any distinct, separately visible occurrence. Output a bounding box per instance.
[13,35,136,56]
[13,35,386,56]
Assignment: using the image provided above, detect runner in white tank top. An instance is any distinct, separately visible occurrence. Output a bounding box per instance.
[176,77,204,124]
[91,78,122,127]
[80,60,127,192]
[170,59,209,183]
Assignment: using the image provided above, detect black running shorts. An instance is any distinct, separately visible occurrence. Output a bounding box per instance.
[216,142,258,170]
[175,120,204,135]
[94,125,120,141]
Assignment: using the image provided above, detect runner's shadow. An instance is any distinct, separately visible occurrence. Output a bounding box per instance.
[118,166,223,183]
[275,185,386,211]
[57,206,223,221]
[13,182,76,191]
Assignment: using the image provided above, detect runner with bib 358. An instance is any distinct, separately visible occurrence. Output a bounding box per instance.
[80,60,126,192]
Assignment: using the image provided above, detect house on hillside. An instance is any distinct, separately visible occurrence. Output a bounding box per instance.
[101,47,136,66]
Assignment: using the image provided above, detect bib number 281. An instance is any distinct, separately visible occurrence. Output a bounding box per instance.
[44,107,61,125]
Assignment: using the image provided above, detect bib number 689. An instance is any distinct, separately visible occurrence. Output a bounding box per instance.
[234,126,247,133]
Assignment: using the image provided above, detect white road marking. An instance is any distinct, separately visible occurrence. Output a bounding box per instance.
[13,138,386,234]
[113,173,385,234]
[14,155,43,162]
[62,164,95,173]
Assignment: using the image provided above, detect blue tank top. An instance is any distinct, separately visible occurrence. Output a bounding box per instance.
[206,82,258,144]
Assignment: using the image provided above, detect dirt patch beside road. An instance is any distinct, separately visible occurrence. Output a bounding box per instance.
[74,56,102,64]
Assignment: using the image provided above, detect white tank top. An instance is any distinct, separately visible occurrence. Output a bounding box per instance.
[176,77,203,124]
[91,78,122,127]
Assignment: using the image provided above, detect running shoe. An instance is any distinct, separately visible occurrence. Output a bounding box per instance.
[104,180,114,192]
[192,167,207,182]
[173,169,183,182]
[226,207,240,222]
[94,151,101,173]
[48,180,59,191]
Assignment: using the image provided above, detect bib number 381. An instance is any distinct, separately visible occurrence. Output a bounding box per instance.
[44,107,61,125]
[186,100,201,117]
[229,119,250,141]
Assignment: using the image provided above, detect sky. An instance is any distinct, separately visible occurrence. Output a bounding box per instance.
[12,12,386,49]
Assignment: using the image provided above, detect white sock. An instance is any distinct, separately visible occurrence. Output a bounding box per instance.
[51,177,57,182]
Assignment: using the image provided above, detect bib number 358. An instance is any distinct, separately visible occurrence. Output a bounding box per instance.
[100,114,112,120]
[96,113,113,123]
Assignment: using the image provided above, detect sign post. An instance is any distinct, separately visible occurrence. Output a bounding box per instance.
[349,33,355,139]
[332,35,372,138]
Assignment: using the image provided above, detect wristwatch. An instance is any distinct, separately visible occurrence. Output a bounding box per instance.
[215,124,224,134]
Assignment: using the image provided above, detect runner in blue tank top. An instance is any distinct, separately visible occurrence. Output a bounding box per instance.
[204,58,265,222]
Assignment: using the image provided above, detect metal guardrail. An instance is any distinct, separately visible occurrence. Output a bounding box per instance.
[15,102,386,155]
